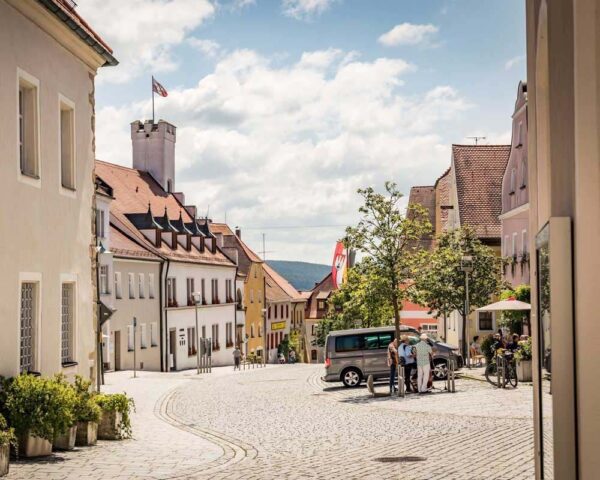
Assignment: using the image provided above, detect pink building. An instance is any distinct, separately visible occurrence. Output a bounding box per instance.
[499,82,530,286]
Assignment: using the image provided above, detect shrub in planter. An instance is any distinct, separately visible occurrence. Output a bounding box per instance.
[73,376,101,447]
[51,375,79,451]
[95,393,135,440]
[515,337,533,382]
[3,374,75,457]
[0,414,15,477]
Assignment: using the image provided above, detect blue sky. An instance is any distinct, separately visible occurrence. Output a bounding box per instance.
[82,0,526,265]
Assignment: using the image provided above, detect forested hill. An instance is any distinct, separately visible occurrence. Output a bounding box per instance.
[267,260,330,291]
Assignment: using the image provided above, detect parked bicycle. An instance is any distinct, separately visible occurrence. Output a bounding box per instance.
[485,349,518,388]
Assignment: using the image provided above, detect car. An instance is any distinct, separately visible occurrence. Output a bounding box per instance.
[322,325,463,388]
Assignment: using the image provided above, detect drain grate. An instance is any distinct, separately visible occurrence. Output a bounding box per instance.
[373,456,426,463]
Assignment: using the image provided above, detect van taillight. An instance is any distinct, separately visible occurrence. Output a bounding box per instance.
[325,357,331,368]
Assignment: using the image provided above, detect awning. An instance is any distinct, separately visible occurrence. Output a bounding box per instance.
[99,301,116,325]
[476,299,531,312]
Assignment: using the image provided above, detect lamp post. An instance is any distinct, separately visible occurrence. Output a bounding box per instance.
[460,255,473,368]
[261,307,268,366]
[192,292,201,374]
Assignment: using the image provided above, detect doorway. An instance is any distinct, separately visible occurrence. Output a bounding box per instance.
[169,328,177,371]
[114,330,121,371]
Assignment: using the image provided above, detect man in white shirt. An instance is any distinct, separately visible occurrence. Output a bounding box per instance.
[415,334,433,393]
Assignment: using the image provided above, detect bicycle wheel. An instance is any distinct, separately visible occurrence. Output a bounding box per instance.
[484,362,498,386]
[505,364,518,388]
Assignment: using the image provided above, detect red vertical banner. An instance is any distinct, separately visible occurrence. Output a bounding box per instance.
[331,242,347,290]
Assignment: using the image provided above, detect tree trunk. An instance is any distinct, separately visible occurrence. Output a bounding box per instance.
[461,310,468,359]
[391,279,401,340]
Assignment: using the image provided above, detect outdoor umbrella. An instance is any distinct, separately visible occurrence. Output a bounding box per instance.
[476,299,531,311]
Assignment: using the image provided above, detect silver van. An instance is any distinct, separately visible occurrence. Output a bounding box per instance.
[322,326,463,387]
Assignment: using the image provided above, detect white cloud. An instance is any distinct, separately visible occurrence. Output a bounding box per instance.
[505,55,525,70]
[188,38,223,58]
[282,0,337,20]
[378,23,439,47]
[95,48,470,262]
[78,0,215,84]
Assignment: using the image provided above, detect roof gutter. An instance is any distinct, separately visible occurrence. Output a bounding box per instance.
[36,0,119,67]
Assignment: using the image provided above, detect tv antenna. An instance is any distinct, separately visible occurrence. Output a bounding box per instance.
[466,136,487,145]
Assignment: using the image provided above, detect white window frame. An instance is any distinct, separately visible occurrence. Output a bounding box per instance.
[187,327,196,356]
[18,272,42,373]
[186,277,195,306]
[138,273,145,299]
[148,273,155,299]
[522,229,528,255]
[99,265,110,295]
[167,277,177,307]
[114,272,122,299]
[477,311,495,332]
[512,232,518,257]
[150,322,158,347]
[58,94,76,196]
[60,279,77,366]
[16,68,41,188]
[127,325,134,351]
[128,273,136,299]
[96,208,106,239]
[140,323,147,349]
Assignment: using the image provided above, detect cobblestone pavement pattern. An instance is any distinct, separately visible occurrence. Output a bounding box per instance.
[8,364,540,480]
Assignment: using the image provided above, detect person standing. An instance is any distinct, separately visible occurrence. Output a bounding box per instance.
[400,336,416,393]
[415,334,433,393]
[387,338,399,394]
[233,346,242,371]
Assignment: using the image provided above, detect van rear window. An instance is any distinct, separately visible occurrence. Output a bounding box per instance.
[335,335,364,352]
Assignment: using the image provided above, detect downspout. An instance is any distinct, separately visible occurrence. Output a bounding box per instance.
[161,259,171,372]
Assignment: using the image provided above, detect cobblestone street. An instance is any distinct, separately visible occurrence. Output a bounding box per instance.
[8,364,539,480]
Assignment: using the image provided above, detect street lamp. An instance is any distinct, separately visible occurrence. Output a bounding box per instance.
[460,255,473,368]
[261,307,268,366]
[192,292,202,374]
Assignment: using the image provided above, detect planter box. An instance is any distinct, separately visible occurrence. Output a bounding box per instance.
[517,359,533,382]
[53,425,77,451]
[98,411,122,440]
[18,434,52,458]
[75,421,97,446]
[0,444,9,477]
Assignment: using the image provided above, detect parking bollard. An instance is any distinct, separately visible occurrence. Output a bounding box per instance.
[397,365,405,398]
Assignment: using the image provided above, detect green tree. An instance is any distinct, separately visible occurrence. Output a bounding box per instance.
[314,260,394,346]
[343,182,431,340]
[498,284,531,335]
[411,227,505,357]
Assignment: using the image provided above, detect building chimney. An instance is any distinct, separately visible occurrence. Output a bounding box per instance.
[235,227,241,239]
[131,119,177,193]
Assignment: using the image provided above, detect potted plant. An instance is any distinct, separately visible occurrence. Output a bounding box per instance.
[3,375,75,457]
[51,375,78,451]
[95,393,135,440]
[0,414,15,477]
[515,337,533,382]
[73,376,101,447]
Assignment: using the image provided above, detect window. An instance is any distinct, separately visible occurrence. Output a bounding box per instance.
[226,322,233,348]
[167,277,177,307]
[251,324,255,338]
[187,327,197,356]
[59,98,75,189]
[96,209,106,239]
[258,325,263,337]
[335,335,364,352]
[510,168,516,193]
[285,304,289,318]
[127,325,134,351]
[140,323,147,349]
[522,230,528,255]
[504,235,510,256]
[250,289,254,303]
[254,268,257,279]
[99,265,109,294]
[268,306,271,319]
[478,312,494,331]
[148,273,155,299]
[311,324,316,336]
[236,288,243,308]
[225,279,233,303]
[202,325,206,340]
[311,350,317,361]
[186,278,195,306]
[114,272,122,299]
[521,158,528,188]
[317,300,326,310]
[20,282,37,373]
[61,283,75,364]
[258,289,262,303]
[18,72,39,179]
[512,233,518,257]
[138,273,145,299]
[212,324,220,350]
[211,279,219,304]
[129,273,136,299]
[150,322,158,347]
[201,279,206,304]
[516,121,523,147]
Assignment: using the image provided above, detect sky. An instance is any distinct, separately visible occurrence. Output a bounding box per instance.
[80,0,526,265]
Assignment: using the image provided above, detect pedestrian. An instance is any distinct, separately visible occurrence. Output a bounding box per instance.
[387,337,399,394]
[289,349,296,364]
[415,333,433,394]
[506,334,520,352]
[400,336,416,393]
[471,335,482,355]
[233,345,241,370]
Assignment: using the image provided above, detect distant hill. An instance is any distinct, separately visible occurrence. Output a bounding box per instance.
[267,260,330,292]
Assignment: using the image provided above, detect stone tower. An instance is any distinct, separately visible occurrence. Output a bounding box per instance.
[131,119,176,192]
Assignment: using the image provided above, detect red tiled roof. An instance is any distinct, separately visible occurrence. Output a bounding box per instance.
[452,145,510,239]
[407,185,435,250]
[210,223,263,264]
[95,160,235,267]
[305,272,334,320]
[263,264,304,302]
[110,223,161,261]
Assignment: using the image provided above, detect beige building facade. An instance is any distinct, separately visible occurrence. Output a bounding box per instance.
[0,0,115,380]
[527,1,600,478]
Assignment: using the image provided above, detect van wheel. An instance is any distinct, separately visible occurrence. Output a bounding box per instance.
[341,368,362,388]
[433,360,448,380]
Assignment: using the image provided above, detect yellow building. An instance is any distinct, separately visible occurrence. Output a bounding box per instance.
[210,224,266,359]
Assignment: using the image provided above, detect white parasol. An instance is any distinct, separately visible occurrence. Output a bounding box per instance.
[476,299,531,312]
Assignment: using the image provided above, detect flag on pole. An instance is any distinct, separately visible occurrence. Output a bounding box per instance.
[152,77,168,97]
[331,241,348,290]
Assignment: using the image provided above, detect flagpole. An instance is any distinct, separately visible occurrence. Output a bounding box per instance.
[151,76,155,124]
